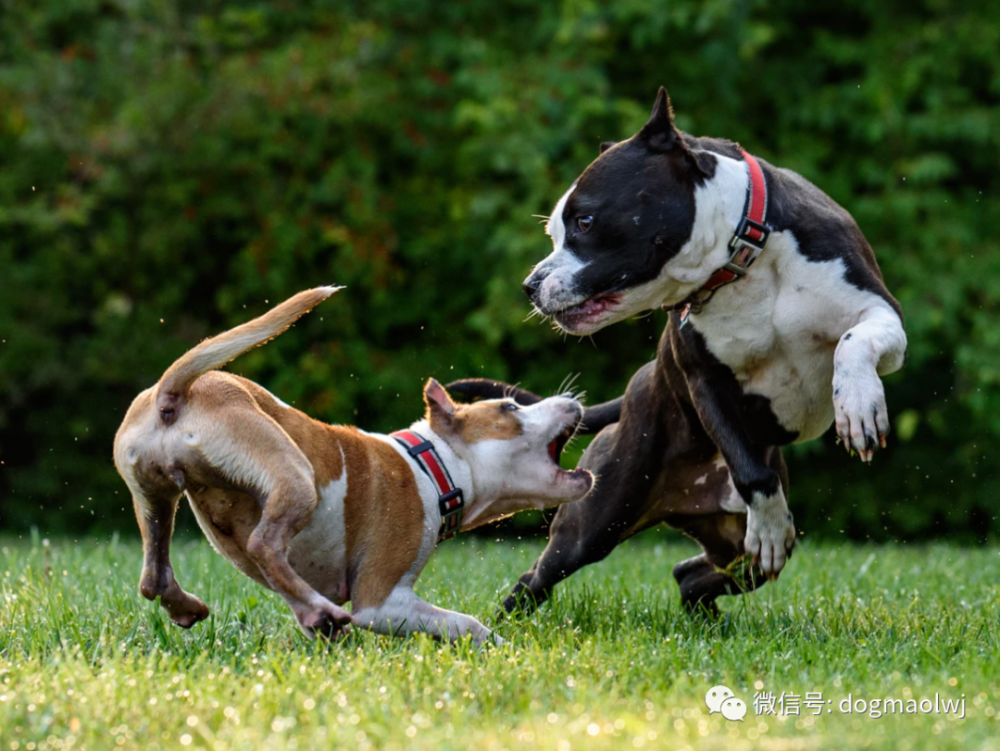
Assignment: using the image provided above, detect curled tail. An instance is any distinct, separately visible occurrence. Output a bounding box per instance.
[446,378,623,435]
[156,286,342,424]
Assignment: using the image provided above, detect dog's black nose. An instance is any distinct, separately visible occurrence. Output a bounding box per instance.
[522,276,540,300]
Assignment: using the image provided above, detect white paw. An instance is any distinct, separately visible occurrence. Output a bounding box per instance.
[833,368,889,462]
[744,492,795,579]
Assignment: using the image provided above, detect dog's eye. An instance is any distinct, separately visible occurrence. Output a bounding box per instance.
[501,402,519,412]
[577,215,594,232]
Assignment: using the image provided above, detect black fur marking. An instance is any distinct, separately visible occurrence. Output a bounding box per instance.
[682,134,903,319]
[638,87,682,153]
[547,138,701,302]
[741,394,800,447]
[671,322,795,503]
[759,159,903,317]
[524,91,714,309]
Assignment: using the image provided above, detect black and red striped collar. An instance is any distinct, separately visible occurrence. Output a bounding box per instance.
[391,430,464,543]
[676,149,770,323]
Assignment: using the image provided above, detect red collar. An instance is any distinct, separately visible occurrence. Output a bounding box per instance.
[391,430,464,542]
[676,149,770,323]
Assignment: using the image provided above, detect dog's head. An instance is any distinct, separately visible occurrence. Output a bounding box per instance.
[421,379,593,530]
[524,87,722,335]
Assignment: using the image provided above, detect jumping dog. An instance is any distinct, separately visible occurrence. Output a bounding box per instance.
[450,88,906,614]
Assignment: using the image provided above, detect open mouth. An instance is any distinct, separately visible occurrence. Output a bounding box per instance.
[546,415,593,490]
[553,292,620,330]
[546,413,583,470]
[547,426,573,465]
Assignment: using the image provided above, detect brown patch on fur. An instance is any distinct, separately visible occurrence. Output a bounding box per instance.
[338,432,425,610]
[457,402,524,443]
[430,401,524,444]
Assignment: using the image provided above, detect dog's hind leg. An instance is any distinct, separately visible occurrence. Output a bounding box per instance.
[129,486,210,628]
[115,392,210,628]
[193,404,352,639]
[669,514,760,616]
[670,448,790,614]
[245,486,353,639]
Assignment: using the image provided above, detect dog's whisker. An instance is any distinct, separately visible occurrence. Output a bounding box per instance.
[556,373,575,396]
[502,382,524,401]
[524,307,545,323]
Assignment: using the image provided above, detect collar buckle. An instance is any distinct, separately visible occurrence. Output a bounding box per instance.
[724,216,771,276]
[438,488,464,540]
[674,151,770,327]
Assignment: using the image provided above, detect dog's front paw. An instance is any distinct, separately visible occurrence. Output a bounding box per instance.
[833,369,889,463]
[744,493,795,580]
[474,630,507,649]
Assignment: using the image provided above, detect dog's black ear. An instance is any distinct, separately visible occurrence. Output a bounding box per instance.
[599,141,617,154]
[424,378,456,429]
[638,87,682,153]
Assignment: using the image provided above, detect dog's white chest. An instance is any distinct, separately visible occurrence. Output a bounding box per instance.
[691,234,885,442]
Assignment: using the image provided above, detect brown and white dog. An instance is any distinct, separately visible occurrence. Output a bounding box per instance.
[113,287,592,644]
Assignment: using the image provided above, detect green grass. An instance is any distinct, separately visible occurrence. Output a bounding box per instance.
[1,530,998,750]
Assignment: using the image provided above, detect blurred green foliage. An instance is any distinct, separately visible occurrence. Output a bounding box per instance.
[0,0,997,540]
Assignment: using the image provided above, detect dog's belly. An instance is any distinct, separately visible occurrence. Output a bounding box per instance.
[186,489,269,588]
[648,454,747,520]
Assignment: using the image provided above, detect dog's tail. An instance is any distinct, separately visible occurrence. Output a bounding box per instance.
[447,378,545,406]
[446,378,624,435]
[155,286,342,424]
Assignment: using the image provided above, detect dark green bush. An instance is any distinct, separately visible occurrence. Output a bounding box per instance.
[1,0,997,541]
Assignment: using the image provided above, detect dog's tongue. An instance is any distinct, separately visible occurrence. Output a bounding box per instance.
[548,439,559,463]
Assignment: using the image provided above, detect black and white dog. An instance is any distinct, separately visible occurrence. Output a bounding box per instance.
[450,88,906,614]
